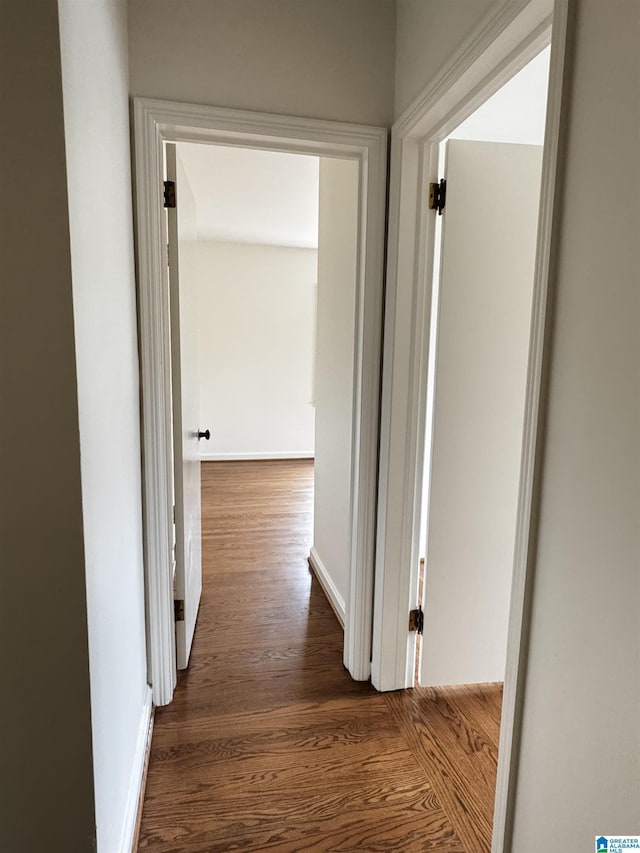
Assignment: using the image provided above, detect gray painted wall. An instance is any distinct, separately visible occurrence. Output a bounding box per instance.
[511,2,640,847]
[0,1,96,849]
[128,0,396,126]
[395,0,494,118]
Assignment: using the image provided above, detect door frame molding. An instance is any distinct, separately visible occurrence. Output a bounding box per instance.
[371,1,569,850]
[133,98,387,707]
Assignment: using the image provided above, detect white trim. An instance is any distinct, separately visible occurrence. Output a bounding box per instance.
[372,0,569,851]
[134,98,387,705]
[118,686,153,853]
[395,0,553,140]
[201,451,315,462]
[308,547,346,629]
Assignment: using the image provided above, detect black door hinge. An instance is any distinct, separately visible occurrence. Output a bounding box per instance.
[409,605,424,635]
[164,180,176,209]
[174,598,185,622]
[428,179,446,215]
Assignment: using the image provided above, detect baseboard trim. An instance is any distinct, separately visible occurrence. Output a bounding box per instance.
[308,547,346,630]
[121,686,154,853]
[201,451,315,461]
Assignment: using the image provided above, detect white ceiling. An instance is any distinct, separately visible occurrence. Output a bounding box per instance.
[177,142,320,248]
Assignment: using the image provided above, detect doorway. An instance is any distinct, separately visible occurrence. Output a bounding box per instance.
[133,100,387,707]
[373,0,569,849]
[417,46,551,688]
[168,140,361,672]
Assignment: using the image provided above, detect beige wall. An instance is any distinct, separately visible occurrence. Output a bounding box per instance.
[195,241,317,459]
[0,1,96,849]
[58,1,150,851]
[394,0,494,118]
[511,1,640,847]
[313,158,359,609]
[128,0,396,126]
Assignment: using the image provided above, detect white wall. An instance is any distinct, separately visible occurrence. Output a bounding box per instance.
[395,0,495,118]
[196,241,317,460]
[179,143,320,248]
[510,1,640,847]
[312,158,359,616]
[450,46,550,145]
[1,1,96,849]
[128,0,396,126]
[58,2,150,852]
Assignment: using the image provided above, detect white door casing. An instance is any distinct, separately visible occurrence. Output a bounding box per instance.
[373,0,560,694]
[134,100,387,707]
[420,139,543,687]
[166,143,203,670]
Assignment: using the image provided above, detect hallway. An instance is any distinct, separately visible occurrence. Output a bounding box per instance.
[137,460,501,852]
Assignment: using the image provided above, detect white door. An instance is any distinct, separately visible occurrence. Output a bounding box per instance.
[167,143,204,670]
[420,140,543,686]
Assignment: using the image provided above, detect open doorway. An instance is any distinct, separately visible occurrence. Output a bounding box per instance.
[134,100,387,708]
[400,44,553,847]
[417,46,552,686]
[373,1,568,841]
[168,141,359,672]
[139,134,405,852]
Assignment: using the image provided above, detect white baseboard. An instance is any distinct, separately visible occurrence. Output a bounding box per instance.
[201,451,315,461]
[119,686,153,853]
[308,547,346,629]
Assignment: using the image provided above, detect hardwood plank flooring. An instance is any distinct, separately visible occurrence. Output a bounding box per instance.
[138,460,502,852]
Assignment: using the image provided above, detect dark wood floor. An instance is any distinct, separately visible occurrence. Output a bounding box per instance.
[138,460,501,852]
